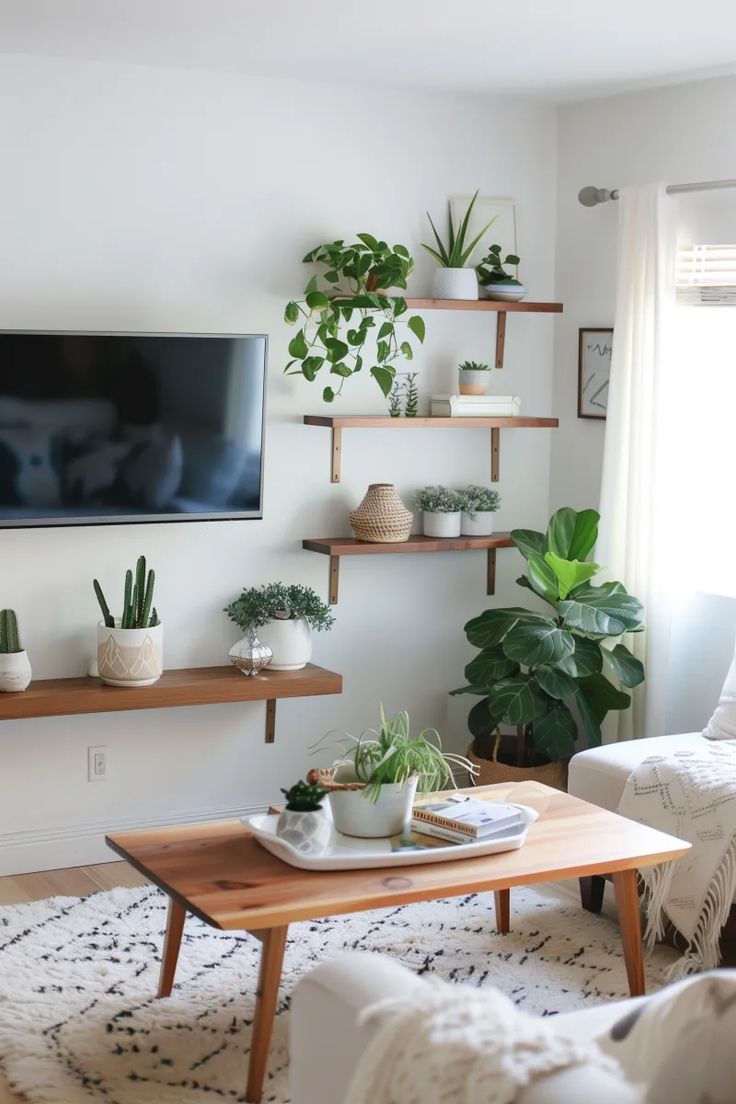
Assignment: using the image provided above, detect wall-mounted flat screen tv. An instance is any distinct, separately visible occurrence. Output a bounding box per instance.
[0,331,267,527]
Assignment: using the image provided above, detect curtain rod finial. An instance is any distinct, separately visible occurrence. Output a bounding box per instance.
[578,186,619,207]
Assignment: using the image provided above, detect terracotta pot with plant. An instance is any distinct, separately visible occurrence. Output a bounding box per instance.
[451,506,645,788]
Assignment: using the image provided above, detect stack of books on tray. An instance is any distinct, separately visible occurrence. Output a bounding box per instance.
[431,394,521,417]
[412,794,525,844]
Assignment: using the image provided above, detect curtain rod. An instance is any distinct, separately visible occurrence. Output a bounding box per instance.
[578,178,736,207]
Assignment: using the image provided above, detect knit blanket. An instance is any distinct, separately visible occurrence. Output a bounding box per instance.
[617,742,736,977]
[345,979,618,1104]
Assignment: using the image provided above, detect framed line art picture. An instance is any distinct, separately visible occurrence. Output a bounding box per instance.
[578,328,613,419]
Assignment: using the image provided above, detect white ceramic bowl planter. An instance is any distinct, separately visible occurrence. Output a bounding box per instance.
[431,268,478,301]
[461,511,496,536]
[423,510,461,538]
[97,621,163,687]
[329,777,419,838]
[258,615,312,671]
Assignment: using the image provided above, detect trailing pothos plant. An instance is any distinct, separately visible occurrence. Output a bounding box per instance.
[284,235,426,403]
[451,507,645,764]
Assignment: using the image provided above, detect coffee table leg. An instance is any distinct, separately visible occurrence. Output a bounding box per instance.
[494,889,510,934]
[612,869,645,997]
[158,897,186,998]
[245,925,288,1104]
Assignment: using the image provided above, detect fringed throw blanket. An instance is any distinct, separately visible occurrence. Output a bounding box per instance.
[617,742,736,976]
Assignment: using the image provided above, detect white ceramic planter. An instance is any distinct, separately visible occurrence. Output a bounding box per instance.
[461,511,496,536]
[0,650,32,692]
[328,777,419,838]
[431,268,478,301]
[97,621,163,687]
[276,808,333,855]
[257,616,312,671]
[480,282,527,302]
[423,510,461,538]
[458,369,490,396]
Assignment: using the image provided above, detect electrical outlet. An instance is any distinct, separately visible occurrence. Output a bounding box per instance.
[87,745,108,782]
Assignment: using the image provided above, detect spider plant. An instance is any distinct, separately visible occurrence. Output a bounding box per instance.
[311,706,477,803]
[421,191,497,269]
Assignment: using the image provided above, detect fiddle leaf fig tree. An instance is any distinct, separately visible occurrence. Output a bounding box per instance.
[284,235,426,403]
[451,507,645,763]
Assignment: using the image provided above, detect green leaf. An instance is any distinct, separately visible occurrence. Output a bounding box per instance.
[465,646,520,688]
[393,297,408,317]
[408,316,425,343]
[575,689,602,747]
[377,321,393,340]
[330,362,352,378]
[346,328,364,346]
[400,341,413,360]
[467,698,497,739]
[603,643,645,688]
[568,509,600,561]
[304,274,319,294]
[544,550,600,601]
[506,254,521,266]
[511,529,547,561]
[559,588,645,638]
[533,704,577,760]
[301,356,324,381]
[578,673,631,720]
[486,675,548,726]
[449,684,485,696]
[323,269,339,283]
[546,507,577,558]
[424,210,450,266]
[356,232,379,250]
[502,622,575,667]
[464,607,551,649]
[554,635,603,678]
[376,340,390,363]
[370,365,395,396]
[284,301,300,324]
[546,507,600,562]
[322,386,335,402]
[287,329,308,359]
[305,290,330,311]
[394,244,410,258]
[534,665,577,700]
[324,337,349,363]
[527,552,559,603]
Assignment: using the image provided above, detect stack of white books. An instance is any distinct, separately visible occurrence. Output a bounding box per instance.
[431,394,521,417]
[412,795,525,844]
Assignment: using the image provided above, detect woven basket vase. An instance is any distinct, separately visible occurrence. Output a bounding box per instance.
[467,735,568,792]
[350,483,413,543]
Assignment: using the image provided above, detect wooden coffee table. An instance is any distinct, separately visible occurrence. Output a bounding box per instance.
[106,781,690,1103]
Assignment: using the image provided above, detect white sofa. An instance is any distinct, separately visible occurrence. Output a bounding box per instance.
[290,953,643,1104]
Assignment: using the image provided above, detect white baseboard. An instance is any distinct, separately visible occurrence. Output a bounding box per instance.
[0,802,268,876]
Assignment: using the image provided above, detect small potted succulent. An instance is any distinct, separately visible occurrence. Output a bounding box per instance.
[224,583,335,671]
[311,707,476,838]
[421,191,496,301]
[458,360,491,396]
[0,609,32,692]
[276,779,332,856]
[415,485,462,538]
[93,556,162,687]
[476,244,526,301]
[459,486,501,536]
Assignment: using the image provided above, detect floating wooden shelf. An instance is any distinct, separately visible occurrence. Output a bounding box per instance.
[303,534,514,603]
[0,664,343,744]
[303,415,559,483]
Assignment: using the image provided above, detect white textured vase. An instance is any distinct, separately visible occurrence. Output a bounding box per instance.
[0,650,32,692]
[458,369,490,396]
[461,511,496,536]
[423,511,461,538]
[328,778,419,838]
[258,617,312,671]
[97,621,163,687]
[276,808,333,855]
[431,268,478,301]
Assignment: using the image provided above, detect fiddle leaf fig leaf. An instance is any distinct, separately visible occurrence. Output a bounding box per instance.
[553,635,603,678]
[559,588,645,638]
[465,646,520,688]
[512,528,547,561]
[464,607,552,649]
[486,675,549,726]
[544,551,600,601]
[534,665,577,700]
[533,704,577,760]
[527,552,559,604]
[547,507,600,561]
[602,643,645,688]
[502,622,575,667]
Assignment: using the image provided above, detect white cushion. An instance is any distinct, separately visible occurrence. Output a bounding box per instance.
[704,632,736,740]
[568,732,704,812]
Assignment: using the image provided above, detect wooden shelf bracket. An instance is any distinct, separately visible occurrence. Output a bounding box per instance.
[491,427,500,482]
[329,556,340,605]
[495,311,507,369]
[265,699,276,744]
[331,426,342,484]
[487,548,497,595]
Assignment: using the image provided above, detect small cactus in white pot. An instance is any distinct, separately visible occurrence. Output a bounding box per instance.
[0,610,32,692]
[458,360,491,395]
[276,780,332,856]
[459,486,501,536]
[415,486,462,538]
[94,556,162,687]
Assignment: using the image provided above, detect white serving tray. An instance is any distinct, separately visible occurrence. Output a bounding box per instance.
[243,804,538,871]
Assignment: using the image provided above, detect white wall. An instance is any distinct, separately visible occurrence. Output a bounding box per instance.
[551,74,736,733]
[0,54,559,873]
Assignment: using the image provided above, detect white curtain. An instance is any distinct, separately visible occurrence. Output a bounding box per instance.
[597,183,678,741]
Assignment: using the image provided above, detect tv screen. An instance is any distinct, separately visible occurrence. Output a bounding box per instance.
[0,331,267,527]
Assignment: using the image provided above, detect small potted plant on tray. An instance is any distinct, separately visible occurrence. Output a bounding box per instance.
[459,486,501,536]
[310,707,476,838]
[476,243,526,301]
[224,583,335,671]
[415,485,462,538]
[422,191,496,301]
[276,779,332,856]
[458,360,491,395]
[94,557,162,687]
[0,609,32,692]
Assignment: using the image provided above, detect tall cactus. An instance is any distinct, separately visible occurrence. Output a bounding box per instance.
[95,557,158,630]
[0,609,22,653]
[93,581,115,628]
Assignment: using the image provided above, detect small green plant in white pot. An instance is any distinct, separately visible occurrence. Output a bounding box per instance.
[0,610,31,692]
[312,707,476,838]
[415,485,462,538]
[94,557,162,687]
[276,779,332,856]
[476,244,526,301]
[224,583,335,671]
[422,191,496,301]
[459,485,501,536]
[458,360,491,396]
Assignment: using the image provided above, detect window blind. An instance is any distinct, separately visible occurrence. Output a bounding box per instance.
[676,244,736,305]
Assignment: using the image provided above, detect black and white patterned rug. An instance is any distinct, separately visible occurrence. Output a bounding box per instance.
[0,883,677,1103]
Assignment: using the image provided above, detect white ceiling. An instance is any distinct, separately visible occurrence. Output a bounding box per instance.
[2,0,736,103]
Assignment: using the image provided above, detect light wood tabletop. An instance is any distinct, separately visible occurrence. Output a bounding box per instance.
[107,781,690,1103]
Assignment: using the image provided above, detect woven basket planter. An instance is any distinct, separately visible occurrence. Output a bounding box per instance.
[350,483,413,543]
[467,737,568,792]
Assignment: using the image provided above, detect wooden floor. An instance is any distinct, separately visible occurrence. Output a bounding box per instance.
[0,860,149,906]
